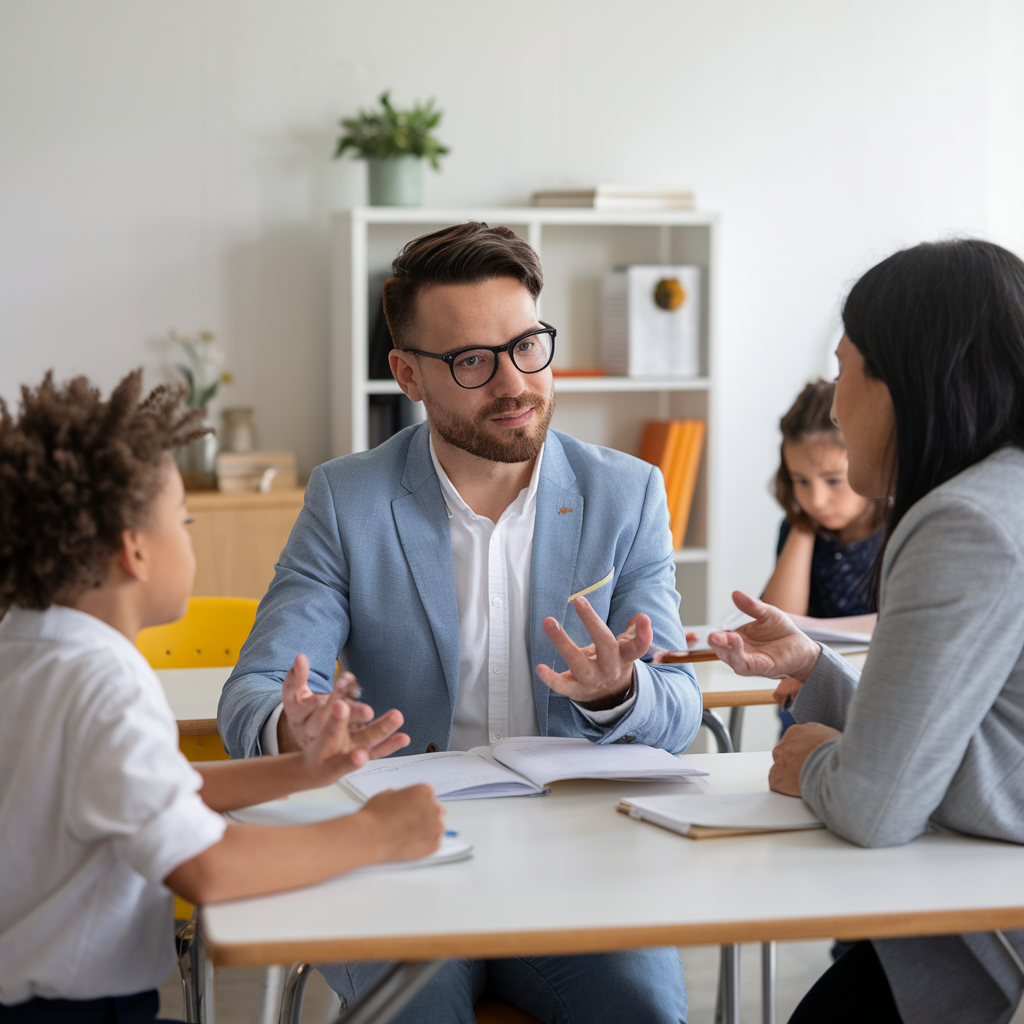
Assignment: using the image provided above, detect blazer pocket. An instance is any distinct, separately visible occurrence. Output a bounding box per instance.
[568,567,614,603]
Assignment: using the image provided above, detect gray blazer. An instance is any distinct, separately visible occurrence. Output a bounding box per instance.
[792,447,1024,1024]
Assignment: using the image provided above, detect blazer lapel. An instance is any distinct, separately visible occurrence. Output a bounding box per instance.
[392,425,461,711]
[529,432,584,733]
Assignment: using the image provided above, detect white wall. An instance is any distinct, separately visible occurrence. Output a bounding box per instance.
[2,0,1022,616]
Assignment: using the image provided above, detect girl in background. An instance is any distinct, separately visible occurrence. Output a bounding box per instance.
[762,380,886,728]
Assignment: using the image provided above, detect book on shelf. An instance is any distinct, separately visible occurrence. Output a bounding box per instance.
[340,736,709,802]
[639,419,706,549]
[618,791,824,840]
[533,185,695,210]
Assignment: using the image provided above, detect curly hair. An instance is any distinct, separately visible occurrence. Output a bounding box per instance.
[773,378,887,534]
[0,369,208,610]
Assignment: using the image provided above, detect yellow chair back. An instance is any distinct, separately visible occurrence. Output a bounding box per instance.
[136,596,259,669]
[138,597,259,920]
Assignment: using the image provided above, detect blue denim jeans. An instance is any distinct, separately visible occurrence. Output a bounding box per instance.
[319,947,687,1024]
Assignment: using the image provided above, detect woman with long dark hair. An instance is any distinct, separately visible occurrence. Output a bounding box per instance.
[710,238,1024,1024]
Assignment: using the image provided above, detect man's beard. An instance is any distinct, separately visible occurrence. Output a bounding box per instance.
[421,386,555,464]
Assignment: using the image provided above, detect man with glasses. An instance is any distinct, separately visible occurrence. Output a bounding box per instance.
[219,222,700,1023]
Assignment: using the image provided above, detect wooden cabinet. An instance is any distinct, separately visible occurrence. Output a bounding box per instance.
[185,489,305,599]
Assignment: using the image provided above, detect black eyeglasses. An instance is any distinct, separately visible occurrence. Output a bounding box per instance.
[405,324,557,389]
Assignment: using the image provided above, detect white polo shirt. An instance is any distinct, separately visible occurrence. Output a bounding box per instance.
[0,605,226,1005]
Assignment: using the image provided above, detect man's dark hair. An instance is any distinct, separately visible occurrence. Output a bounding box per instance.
[0,369,207,610]
[382,222,543,349]
[843,238,1024,547]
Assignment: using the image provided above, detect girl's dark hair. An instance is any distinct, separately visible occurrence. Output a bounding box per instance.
[774,379,887,533]
[382,221,543,349]
[0,369,207,610]
[842,238,1024,543]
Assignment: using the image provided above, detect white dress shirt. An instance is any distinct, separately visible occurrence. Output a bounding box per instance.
[261,433,636,754]
[0,606,226,1004]
[431,435,635,750]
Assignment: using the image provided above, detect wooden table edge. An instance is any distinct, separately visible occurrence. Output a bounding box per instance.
[701,689,777,709]
[202,906,1024,966]
[178,718,219,736]
[176,692,778,737]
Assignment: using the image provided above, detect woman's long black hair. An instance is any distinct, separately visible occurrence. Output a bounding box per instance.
[842,238,1024,544]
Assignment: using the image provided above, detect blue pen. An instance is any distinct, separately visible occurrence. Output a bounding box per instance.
[445,830,459,837]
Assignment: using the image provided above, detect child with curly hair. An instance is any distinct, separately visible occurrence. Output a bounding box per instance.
[0,370,445,1023]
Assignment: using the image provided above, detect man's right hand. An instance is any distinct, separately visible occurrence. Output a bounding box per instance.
[278,654,408,760]
[360,785,446,862]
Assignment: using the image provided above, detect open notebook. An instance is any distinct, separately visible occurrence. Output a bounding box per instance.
[340,736,709,802]
[618,791,824,839]
[227,801,472,871]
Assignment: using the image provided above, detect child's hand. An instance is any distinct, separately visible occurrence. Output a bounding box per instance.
[360,785,446,862]
[708,591,822,682]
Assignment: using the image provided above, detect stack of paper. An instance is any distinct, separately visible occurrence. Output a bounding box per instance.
[787,613,875,644]
[341,736,708,803]
[227,801,473,870]
[619,791,823,839]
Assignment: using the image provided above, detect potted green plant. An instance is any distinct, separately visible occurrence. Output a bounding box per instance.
[334,90,449,207]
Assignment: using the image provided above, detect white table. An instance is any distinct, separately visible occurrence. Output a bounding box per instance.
[201,751,1024,1022]
[157,666,230,735]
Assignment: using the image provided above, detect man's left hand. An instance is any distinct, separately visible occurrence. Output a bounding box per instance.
[768,722,841,796]
[536,596,652,710]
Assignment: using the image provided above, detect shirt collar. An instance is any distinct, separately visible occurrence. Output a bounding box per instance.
[1,604,154,670]
[428,431,545,523]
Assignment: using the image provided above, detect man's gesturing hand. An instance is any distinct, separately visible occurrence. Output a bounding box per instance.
[707,591,821,683]
[278,654,409,773]
[536,596,652,710]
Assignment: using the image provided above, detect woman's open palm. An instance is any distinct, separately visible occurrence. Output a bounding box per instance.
[708,591,821,682]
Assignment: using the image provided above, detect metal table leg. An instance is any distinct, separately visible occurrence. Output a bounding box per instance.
[329,959,448,1024]
[279,962,314,1024]
[177,914,215,1024]
[761,941,776,1024]
[713,944,741,1024]
[701,709,735,754]
[728,706,745,750]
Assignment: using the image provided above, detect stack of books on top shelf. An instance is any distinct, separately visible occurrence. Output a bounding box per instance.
[639,420,706,549]
[532,185,695,211]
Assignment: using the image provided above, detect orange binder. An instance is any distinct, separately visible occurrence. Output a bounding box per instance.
[639,421,685,518]
[671,420,706,549]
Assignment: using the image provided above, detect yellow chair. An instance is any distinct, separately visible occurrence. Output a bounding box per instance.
[137,595,259,918]
[137,596,258,761]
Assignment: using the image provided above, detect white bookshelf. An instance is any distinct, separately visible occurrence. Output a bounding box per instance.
[330,206,718,622]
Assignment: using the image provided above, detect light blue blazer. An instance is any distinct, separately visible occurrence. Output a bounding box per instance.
[218,424,701,758]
